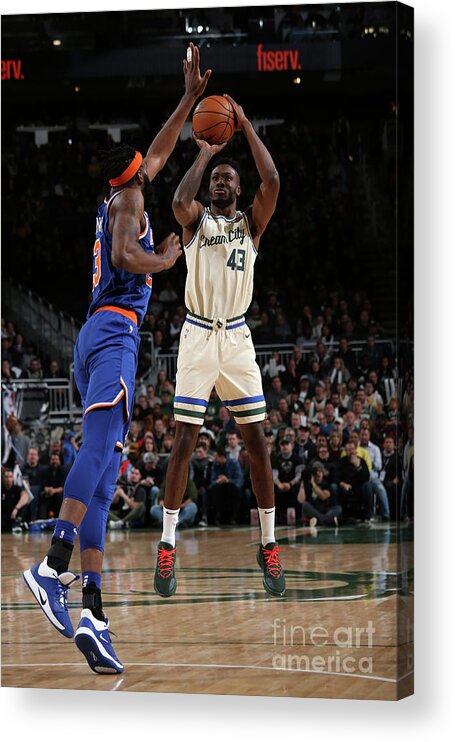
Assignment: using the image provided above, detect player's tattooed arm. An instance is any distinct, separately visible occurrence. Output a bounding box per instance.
[143,43,212,183]
[173,137,227,232]
[224,94,279,244]
[110,190,182,273]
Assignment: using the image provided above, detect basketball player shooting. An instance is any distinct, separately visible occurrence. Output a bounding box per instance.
[23,43,211,674]
[154,94,285,598]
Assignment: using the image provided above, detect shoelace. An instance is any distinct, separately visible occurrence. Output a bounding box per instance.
[262,545,282,578]
[158,546,176,578]
[56,574,79,609]
[57,582,69,609]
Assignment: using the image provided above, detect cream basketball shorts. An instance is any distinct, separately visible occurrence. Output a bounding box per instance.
[173,311,267,426]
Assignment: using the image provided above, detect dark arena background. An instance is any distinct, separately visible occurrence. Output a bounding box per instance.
[1,3,414,700]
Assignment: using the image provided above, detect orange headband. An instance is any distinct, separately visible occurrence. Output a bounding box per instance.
[109,151,143,187]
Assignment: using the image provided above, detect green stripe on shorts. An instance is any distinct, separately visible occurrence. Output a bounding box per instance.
[174,406,206,420]
[231,406,267,418]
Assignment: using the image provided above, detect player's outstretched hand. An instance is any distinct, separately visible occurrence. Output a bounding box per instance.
[193,133,227,156]
[184,42,212,100]
[223,94,248,131]
[157,232,182,269]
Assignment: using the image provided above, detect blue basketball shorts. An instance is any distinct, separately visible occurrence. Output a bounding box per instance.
[74,308,140,446]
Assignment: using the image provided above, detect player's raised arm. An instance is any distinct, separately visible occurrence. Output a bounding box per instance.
[173,138,226,229]
[143,43,211,182]
[110,189,181,273]
[224,94,280,242]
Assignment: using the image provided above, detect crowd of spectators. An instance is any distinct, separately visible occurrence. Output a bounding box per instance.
[2,109,397,345]
[2,320,414,533]
[2,88,412,532]
[1,317,65,383]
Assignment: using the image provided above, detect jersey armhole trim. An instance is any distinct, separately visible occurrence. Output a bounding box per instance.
[243,210,258,254]
[184,208,208,250]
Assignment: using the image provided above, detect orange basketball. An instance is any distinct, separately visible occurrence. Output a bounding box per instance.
[192,95,236,145]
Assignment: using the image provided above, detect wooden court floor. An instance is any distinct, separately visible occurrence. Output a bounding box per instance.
[1,523,414,700]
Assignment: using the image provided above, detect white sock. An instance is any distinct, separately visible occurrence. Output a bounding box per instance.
[258,507,276,547]
[161,508,180,547]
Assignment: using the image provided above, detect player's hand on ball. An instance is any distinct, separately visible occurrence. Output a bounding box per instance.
[193,133,227,156]
[157,232,182,269]
[223,94,247,131]
[184,42,212,100]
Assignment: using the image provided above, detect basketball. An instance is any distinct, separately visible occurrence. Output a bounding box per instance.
[192,95,236,145]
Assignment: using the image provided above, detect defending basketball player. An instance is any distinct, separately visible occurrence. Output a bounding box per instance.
[154,94,285,598]
[23,43,211,674]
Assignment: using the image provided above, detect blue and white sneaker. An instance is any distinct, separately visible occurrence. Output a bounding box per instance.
[75,609,124,674]
[23,557,79,638]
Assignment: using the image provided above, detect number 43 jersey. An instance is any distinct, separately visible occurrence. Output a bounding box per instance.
[183,207,257,320]
[88,189,154,325]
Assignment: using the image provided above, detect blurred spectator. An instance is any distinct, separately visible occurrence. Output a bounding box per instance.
[330,390,347,417]
[295,425,316,465]
[359,426,390,520]
[153,418,166,452]
[263,355,285,385]
[334,440,374,524]
[328,431,343,461]
[380,435,402,519]
[341,431,372,470]
[40,453,65,518]
[338,337,357,375]
[47,359,62,379]
[168,313,183,348]
[298,375,311,405]
[277,397,291,426]
[198,428,216,456]
[155,370,168,396]
[207,447,243,525]
[225,431,242,461]
[109,466,147,529]
[320,402,336,434]
[139,451,163,505]
[246,301,262,330]
[297,461,342,527]
[364,334,382,371]
[158,280,178,306]
[291,346,306,378]
[11,333,26,368]
[280,358,300,392]
[329,356,350,388]
[272,437,303,521]
[312,380,327,411]
[1,336,14,365]
[191,441,213,527]
[159,390,174,417]
[342,410,359,443]
[11,418,31,466]
[145,384,161,407]
[364,380,384,416]
[1,468,29,532]
[27,357,44,379]
[213,405,237,444]
[1,359,21,381]
[22,447,45,521]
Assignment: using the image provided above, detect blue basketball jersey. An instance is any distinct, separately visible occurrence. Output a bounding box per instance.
[88,189,154,325]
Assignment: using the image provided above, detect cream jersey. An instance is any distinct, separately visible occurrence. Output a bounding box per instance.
[184,207,257,319]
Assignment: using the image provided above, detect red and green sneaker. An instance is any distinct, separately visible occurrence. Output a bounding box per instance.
[154,541,177,597]
[256,542,286,597]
